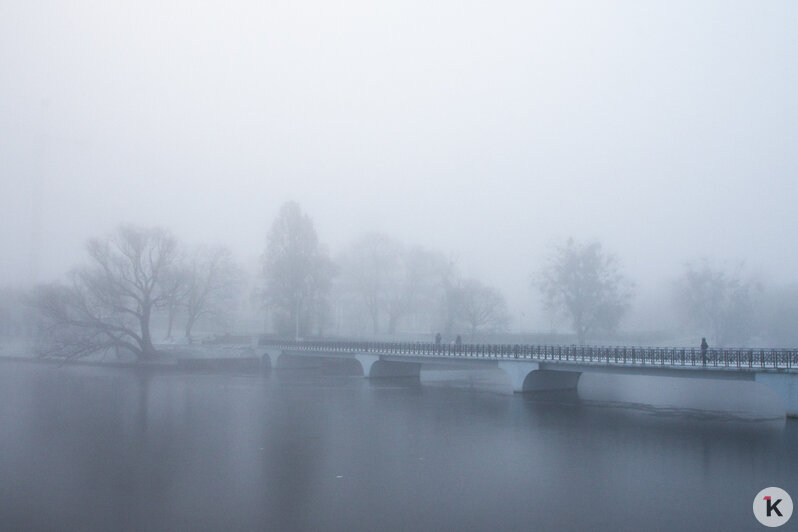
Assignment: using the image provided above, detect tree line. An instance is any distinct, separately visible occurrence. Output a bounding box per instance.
[260,202,511,341]
[33,227,242,359]
[3,200,779,361]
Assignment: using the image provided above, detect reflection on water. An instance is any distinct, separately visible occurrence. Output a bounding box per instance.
[422,366,787,421]
[578,373,785,421]
[0,360,796,532]
[421,365,511,393]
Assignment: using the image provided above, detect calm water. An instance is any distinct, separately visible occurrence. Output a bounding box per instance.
[1,359,796,532]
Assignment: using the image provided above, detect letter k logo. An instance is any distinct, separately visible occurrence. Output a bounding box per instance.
[755,488,792,527]
[765,496,784,518]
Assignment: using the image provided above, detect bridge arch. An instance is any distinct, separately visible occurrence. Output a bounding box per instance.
[261,349,316,370]
[497,361,581,393]
[355,354,421,379]
[261,349,280,370]
[522,369,581,392]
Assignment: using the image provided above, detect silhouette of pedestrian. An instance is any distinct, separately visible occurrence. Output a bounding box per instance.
[455,335,462,348]
[435,332,442,352]
[701,337,709,367]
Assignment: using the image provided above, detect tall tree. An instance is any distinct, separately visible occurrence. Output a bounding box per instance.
[158,259,189,340]
[456,278,511,340]
[35,225,180,359]
[388,247,451,335]
[334,240,452,337]
[261,202,333,338]
[675,260,759,346]
[536,239,633,345]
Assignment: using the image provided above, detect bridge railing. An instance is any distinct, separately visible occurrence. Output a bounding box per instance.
[265,340,797,371]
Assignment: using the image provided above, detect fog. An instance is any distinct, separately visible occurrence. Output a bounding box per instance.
[3,5,798,530]
[2,1,797,336]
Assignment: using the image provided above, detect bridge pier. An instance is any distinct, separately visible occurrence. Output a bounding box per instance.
[755,373,798,417]
[262,349,321,369]
[498,362,540,392]
[498,362,581,393]
[525,370,582,391]
[355,355,421,379]
[261,349,279,369]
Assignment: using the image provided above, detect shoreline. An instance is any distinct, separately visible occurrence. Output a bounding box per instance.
[0,354,263,373]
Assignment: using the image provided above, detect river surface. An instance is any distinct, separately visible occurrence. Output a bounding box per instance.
[1,358,796,531]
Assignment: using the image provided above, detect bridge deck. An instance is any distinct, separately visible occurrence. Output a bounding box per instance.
[264,340,797,374]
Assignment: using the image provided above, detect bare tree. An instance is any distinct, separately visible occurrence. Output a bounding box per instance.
[388,247,451,335]
[335,237,457,336]
[455,278,511,340]
[337,234,403,335]
[158,261,189,340]
[437,264,462,338]
[536,239,633,345]
[675,260,759,346]
[183,246,240,344]
[261,202,334,338]
[308,256,337,336]
[34,225,180,359]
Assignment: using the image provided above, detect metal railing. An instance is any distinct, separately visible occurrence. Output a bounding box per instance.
[263,340,797,371]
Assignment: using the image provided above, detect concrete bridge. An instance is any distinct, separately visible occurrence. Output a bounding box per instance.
[257,340,798,416]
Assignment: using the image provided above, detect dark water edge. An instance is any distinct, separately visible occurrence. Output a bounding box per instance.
[0,359,796,532]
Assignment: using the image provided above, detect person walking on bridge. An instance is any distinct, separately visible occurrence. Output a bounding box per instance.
[700,337,709,367]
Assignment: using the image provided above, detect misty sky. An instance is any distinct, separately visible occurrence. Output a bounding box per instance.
[2,1,797,329]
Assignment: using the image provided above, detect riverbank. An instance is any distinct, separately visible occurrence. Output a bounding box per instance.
[0,344,263,373]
